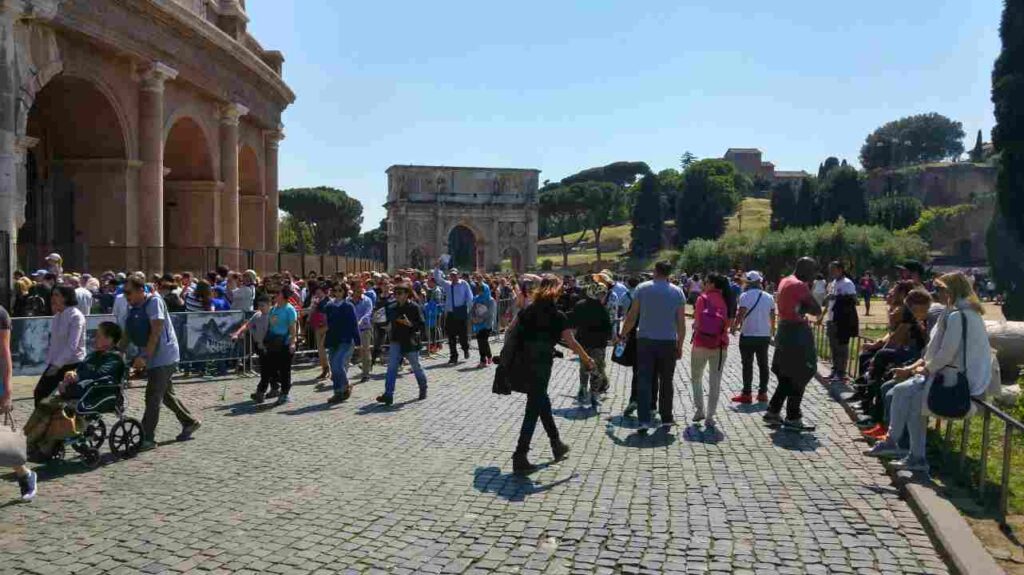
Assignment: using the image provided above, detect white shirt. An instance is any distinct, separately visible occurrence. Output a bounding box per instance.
[432,269,474,312]
[826,277,857,321]
[737,289,775,337]
[924,305,992,397]
[74,287,93,316]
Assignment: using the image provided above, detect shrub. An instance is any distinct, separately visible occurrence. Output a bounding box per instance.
[540,259,554,271]
[676,220,928,280]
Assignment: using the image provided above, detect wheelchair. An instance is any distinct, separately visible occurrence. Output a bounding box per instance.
[50,374,144,468]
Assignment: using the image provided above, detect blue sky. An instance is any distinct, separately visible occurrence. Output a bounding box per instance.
[246,0,1002,231]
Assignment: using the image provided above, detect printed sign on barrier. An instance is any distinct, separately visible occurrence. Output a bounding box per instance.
[10,311,245,376]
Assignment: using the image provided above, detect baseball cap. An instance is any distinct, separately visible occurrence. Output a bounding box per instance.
[745,271,764,283]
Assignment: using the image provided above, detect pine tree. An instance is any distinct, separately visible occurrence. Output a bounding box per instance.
[987,0,1024,319]
[630,174,663,257]
[969,129,985,163]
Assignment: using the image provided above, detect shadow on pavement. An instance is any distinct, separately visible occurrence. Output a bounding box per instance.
[281,402,336,416]
[605,415,640,430]
[215,399,277,417]
[355,399,418,415]
[769,428,821,451]
[472,466,575,502]
[682,424,725,444]
[604,424,676,448]
[730,403,768,414]
[551,406,599,421]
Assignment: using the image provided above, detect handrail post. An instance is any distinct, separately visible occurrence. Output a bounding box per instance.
[979,408,992,498]
[999,425,1013,527]
[958,417,971,481]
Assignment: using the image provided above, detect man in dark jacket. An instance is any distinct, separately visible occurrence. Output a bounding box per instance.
[571,282,613,409]
[377,283,428,406]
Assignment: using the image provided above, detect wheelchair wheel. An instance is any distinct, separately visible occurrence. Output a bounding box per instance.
[50,442,67,463]
[84,417,107,450]
[81,447,101,468]
[109,418,143,458]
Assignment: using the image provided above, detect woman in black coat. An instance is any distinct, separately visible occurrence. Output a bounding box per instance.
[508,275,595,475]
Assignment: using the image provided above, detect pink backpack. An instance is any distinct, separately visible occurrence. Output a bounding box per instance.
[694,294,727,348]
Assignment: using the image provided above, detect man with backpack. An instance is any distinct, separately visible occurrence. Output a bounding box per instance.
[617,261,687,433]
[120,276,201,451]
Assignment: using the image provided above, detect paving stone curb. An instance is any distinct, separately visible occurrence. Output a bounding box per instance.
[817,368,1005,575]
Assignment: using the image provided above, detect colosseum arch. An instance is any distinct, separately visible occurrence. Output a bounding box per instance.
[238,144,265,252]
[163,116,219,272]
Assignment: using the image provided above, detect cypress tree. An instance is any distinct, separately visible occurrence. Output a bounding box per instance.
[988,0,1024,319]
[630,174,663,256]
[969,129,985,163]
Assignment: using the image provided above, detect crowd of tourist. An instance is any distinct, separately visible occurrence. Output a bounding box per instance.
[0,250,999,500]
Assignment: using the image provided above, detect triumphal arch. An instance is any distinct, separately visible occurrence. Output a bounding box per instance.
[385,165,539,273]
[0,0,294,290]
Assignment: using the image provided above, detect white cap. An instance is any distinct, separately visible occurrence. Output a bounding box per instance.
[745,271,764,283]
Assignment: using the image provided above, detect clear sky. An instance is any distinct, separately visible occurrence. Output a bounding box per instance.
[246,0,1002,231]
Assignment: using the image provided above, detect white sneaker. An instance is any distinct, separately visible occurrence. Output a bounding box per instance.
[891,457,929,473]
[864,443,907,459]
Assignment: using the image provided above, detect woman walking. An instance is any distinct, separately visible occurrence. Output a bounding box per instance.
[471,283,496,367]
[1,304,38,500]
[378,283,428,405]
[690,273,735,428]
[508,275,595,475]
[33,286,86,406]
[319,282,360,405]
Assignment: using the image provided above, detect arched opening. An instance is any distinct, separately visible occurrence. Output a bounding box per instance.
[408,247,428,270]
[164,117,217,272]
[956,239,973,261]
[21,75,129,273]
[502,246,524,273]
[238,144,264,252]
[447,225,477,271]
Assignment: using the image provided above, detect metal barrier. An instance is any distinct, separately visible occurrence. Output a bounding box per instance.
[11,311,246,377]
[812,322,866,379]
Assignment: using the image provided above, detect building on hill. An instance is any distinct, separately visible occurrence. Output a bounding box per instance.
[2,0,295,290]
[723,148,807,184]
[385,165,540,273]
[864,163,997,207]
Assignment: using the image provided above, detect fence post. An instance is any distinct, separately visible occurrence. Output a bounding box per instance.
[979,409,992,497]
[999,425,1013,526]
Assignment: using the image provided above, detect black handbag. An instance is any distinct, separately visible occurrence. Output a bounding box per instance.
[611,327,637,367]
[493,317,523,395]
[927,312,972,419]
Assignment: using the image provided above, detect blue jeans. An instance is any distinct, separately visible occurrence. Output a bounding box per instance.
[637,339,677,425]
[329,343,355,395]
[881,379,910,449]
[385,344,427,397]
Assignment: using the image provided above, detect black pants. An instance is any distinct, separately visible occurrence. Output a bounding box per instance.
[863,293,872,315]
[262,348,294,397]
[446,316,469,360]
[253,349,281,395]
[515,391,560,455]
[636,339,677,424]
[33,363,80,406]
[739,336,771,395]
[371,325,388,362]
[768,373,809,421]
[476,329,492,361]
[628,363,658,409]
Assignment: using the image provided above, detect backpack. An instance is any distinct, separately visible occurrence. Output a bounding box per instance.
[471,302,489,324]
[694,294,727,348]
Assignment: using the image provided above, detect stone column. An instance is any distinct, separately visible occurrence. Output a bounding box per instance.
[264,128,282,262]
[526,206,539,271]
[219,103,247,269]
[137,62,177,274]
[489,215,500,270]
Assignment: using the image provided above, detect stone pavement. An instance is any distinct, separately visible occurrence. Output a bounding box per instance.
[0,341,950,575]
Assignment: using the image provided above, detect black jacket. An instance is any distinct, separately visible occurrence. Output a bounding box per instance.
[389,301,425,352]
[570,298,612,349]
[832,294,860,340]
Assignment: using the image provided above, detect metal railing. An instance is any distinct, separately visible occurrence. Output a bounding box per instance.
[813,323,1024,526]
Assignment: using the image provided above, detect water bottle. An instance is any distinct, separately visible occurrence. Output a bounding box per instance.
[614,341,626,358]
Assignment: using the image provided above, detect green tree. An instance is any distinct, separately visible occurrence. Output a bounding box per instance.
[675,159,741,245]
[631,174,664,257]
[539,186,587,268]
[657,168,684,215]
[679,151,698,171]
[560,161,652,187]
[279,186,363,254]
[818,166,868,224]
[576,181,629,263]
[279,214,315,254]
[988,0,1024,319]
[794,177,821,227]
[859,113,966,170]
[769,181,797,231]
[817,156,841,179]
[969,129,985,163]
[869,196,924,230]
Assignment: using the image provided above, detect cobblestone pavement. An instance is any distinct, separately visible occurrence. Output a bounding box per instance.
[1,341,949,575]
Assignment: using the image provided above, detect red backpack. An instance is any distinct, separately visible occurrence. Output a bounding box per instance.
[694,294,727,348]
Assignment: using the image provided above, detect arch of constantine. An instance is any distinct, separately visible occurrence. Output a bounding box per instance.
[0,0,294,291]
[385,165,539,273]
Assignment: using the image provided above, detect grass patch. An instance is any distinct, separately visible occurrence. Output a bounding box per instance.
[725,198,771,235]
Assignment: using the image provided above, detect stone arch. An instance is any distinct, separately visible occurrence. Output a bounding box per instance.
[408,246,430,270]
[21,74,132,272]
[238,144,265,250]
[163,116,220,271]
[501,245,524,273]
[447,224,478,271]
